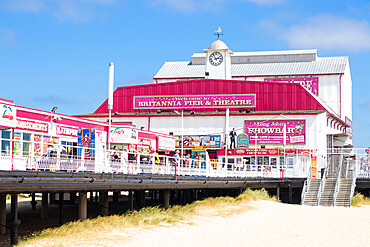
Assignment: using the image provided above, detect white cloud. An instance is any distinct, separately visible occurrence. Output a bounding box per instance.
[0,28,15,47]
[0,0,115,23]
[263,14,370,52]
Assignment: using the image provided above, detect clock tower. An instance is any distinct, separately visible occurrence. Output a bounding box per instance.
[203,35,233,80]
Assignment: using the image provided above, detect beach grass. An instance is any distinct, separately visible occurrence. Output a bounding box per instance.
[351,193,370,207]
[18,189,276,246]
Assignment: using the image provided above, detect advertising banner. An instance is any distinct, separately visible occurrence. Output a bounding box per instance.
[175,135,221,149]
[109,127,138,144]
[16,119,49,133]
[157,136,175,151]
[0,104,16,128]
[77,127,95,159]
[245,120,305,145]
[311,156,317,178]
[134,94,256,109]
[264,77,319,95]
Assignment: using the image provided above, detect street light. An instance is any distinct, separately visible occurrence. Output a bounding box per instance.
[174,110,184,158]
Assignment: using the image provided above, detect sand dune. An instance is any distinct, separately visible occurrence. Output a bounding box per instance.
[121,201,370,247]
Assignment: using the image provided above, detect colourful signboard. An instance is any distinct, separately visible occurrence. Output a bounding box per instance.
[157,136,175,151]
[16,119,49,133]
[217,148,311,156]
[237,134,249,148]
[133,94,256,109]
[245,120,305,145]
[311,156,317,178]
[175,135,221,149]
[109,127,138,144]
[77,127,95,159]
[264,77,319,95]
[0,104,16,128]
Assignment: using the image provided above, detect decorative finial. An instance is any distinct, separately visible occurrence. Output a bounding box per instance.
[214,26,223,39]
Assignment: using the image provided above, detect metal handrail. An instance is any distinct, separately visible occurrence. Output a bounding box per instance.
[301,164,312,205]
[349,158,357,207]
[317,163,327,206]
[333,154,344,206]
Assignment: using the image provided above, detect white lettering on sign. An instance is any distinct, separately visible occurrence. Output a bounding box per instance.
[16,119,48,133]
[56,125,78,137]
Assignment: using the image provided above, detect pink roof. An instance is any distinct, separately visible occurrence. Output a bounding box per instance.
[94,79,326,114]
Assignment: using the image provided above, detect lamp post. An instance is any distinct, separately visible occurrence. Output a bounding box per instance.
[108,63,114,152]
[174,110,184,158]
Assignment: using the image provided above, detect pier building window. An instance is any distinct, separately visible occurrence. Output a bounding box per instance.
[1,130,11,155]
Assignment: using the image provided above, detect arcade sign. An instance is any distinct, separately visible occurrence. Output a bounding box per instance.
[133,94,256,109]
[109,127,138,144]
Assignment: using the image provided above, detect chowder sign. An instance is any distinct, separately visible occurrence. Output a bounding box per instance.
[245,120,306,145]
[134,94,256,109]
[109,128,138,144]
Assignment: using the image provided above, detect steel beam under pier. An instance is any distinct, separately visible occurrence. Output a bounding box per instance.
[78,192,87,221]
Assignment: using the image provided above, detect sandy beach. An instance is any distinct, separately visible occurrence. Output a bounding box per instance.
[119,201,370,247]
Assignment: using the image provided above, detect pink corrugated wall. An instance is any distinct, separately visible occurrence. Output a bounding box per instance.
[94,79,325,114]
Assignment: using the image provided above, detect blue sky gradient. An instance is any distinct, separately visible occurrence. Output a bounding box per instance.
[1,0,369,147]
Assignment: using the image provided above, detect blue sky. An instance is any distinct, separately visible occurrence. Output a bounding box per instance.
[0,0,369,147]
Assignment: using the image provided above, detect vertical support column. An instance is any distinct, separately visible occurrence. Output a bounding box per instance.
[101,191,109,216]
[163,190,170,209]
[128,191,134,211]
[0,193,6,235]
[10,194,21,246]
[289,186,293,203]
[41,193,48,219]
[276,185,280,201]
[138,191,145,209]
[78,192,87,221]
[30,193,37,210]
[59,193,64,226]
[113,192,119,202]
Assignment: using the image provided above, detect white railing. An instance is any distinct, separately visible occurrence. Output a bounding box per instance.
[0,144,369,180]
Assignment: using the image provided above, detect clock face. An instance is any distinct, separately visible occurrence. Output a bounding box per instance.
[209,52,223,66]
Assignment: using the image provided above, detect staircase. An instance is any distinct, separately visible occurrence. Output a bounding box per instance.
[334,178,353,207]
[302,179,321,206]
[318,178,337,206]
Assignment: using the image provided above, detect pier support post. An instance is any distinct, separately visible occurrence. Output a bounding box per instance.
[41,193,48,219]
[101,191,109,216]
[138,191,145,209]
[59,193,64,226]
[78,192,87,221]
[164,190,170,209]
[31,193,37,210]
[0,193,6,235]
[113,192,119,202]
[128,191,134,211]
[276,186,280,201]
[10,194,21,246]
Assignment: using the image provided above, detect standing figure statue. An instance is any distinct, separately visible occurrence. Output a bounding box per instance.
[229,128,236,149]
